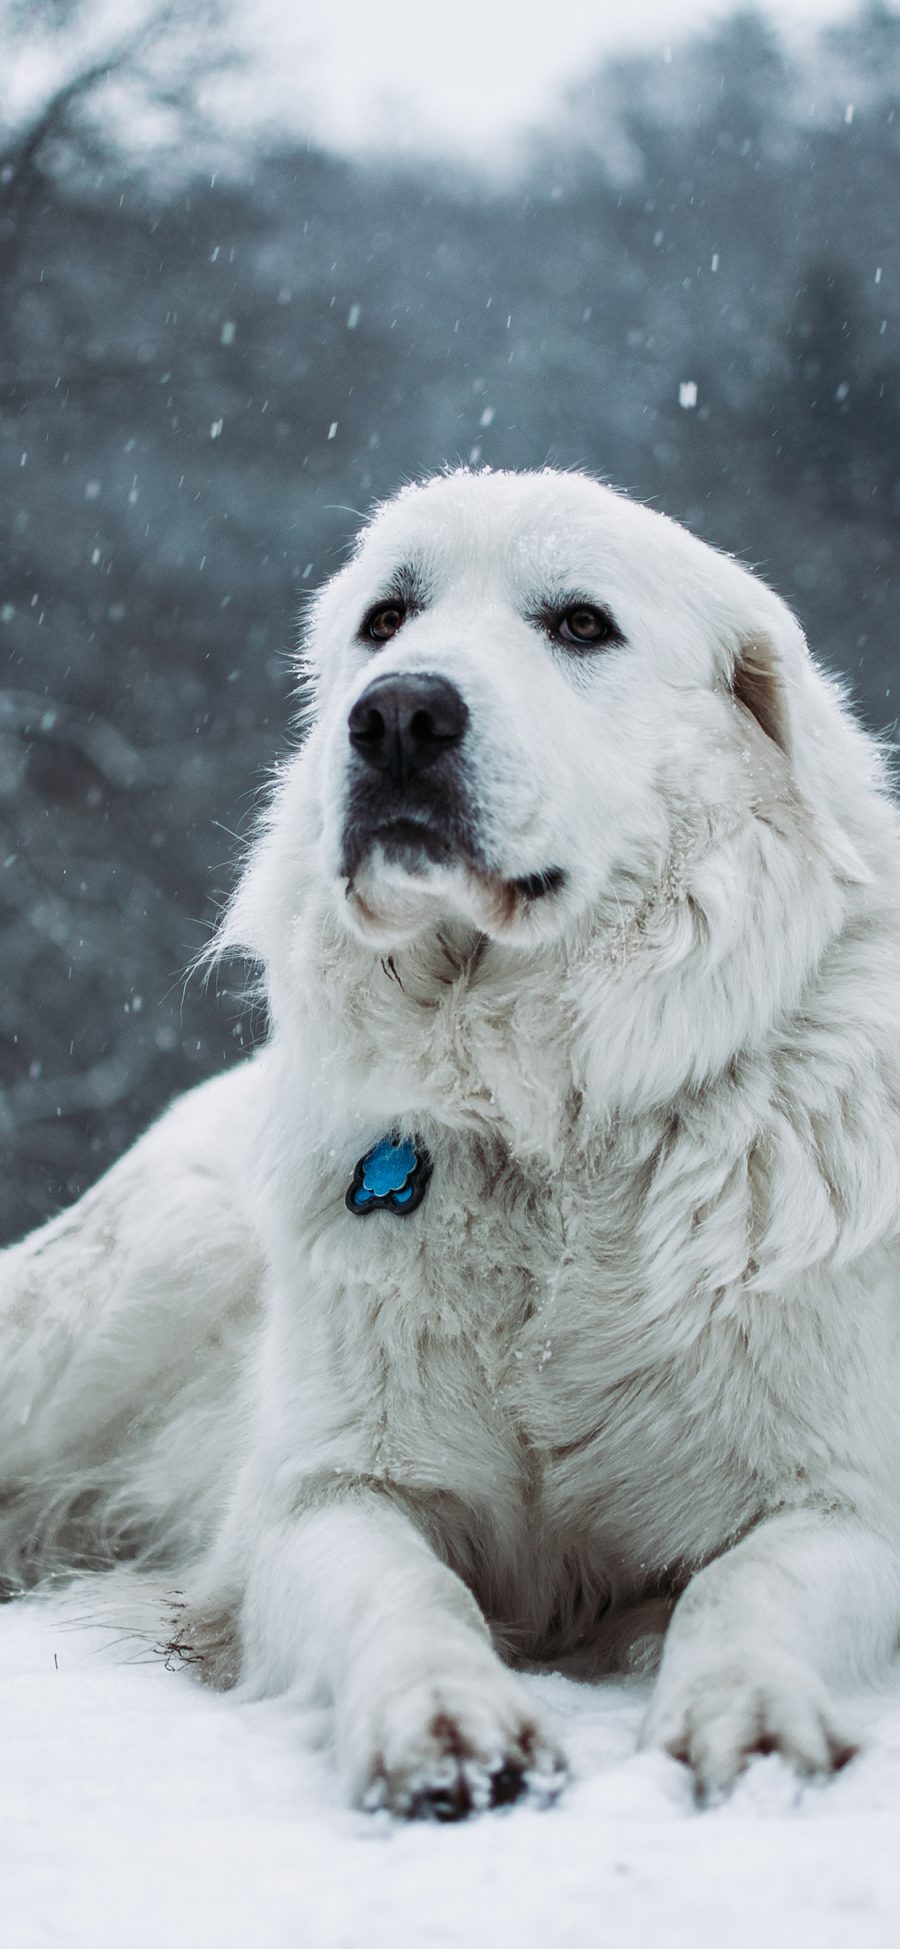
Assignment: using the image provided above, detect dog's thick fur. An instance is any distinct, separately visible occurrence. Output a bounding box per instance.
[4,468,900,1815]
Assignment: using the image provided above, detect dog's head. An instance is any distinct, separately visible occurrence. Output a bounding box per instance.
[215,467,884,1118]
[298,467,855,953]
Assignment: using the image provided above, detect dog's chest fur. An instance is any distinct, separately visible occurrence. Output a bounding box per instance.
[268,914,898,1659]
[286,1107,801,1654]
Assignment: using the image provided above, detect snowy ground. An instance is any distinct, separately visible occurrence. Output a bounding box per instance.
[3,1588,900,1949]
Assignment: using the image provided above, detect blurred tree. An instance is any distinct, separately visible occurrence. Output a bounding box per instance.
[773,262,869,512]
[0,0,256,1235]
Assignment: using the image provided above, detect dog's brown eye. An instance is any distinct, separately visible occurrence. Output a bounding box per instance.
[557,605,615,646]
[365,603,406,644]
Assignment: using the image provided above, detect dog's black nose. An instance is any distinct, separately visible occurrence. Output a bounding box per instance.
[347,673,468,788]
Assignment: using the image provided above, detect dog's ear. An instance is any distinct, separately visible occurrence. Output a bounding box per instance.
[730,632,791,757]
[727,613,873,886]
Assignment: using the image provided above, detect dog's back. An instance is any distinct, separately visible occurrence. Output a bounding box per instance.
[0,1059,264,1590]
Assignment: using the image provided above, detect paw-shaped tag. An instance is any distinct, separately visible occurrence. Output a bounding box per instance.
[346,1135,432,1217]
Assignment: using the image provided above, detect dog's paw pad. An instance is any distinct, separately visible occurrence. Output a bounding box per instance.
[356,1684,567,1820]
[644,1667,858,1802]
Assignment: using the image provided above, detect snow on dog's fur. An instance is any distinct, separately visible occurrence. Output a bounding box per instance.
[3,467,900,1815]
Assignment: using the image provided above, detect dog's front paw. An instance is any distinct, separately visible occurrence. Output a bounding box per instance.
[349,1669,567,1821]
[642,1660,858,1802]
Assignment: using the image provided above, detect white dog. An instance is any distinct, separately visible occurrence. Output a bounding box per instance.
[4,467,900,1817]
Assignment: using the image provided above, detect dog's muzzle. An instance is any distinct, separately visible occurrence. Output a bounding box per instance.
[342,672,474,878]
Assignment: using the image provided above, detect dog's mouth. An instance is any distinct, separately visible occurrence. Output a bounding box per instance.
[511,866,567,902]
[362,816,454,872]
[343,822,568,944]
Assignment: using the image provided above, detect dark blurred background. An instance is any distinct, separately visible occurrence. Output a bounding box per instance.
[1,0,898,1241]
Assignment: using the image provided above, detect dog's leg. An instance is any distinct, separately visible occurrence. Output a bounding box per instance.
[231,1490,567,1818]
[641,1509,900,1799]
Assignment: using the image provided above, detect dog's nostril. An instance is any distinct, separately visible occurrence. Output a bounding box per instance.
[348,673,468,787]
[411,707,439,744]
[350,705,386,747]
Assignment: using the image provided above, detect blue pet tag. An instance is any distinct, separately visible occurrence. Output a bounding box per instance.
[346,1134,432,1217]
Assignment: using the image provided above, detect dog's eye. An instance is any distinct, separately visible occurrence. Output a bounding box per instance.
[363,602,406,644]
[556,605,617,647]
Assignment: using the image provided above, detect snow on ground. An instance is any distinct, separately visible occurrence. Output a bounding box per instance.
[2,1586,900,1949]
